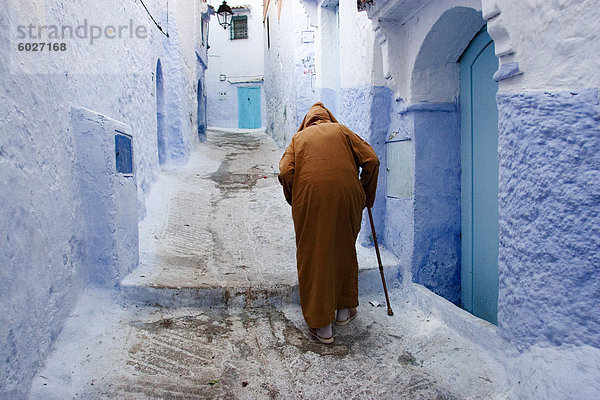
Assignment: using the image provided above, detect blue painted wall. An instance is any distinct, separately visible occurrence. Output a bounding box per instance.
[206,80,238,129]
[412,103,462,304]
[339,86,391,245]
[156,59,168,164]
[197,78,207,142]
[497,89,600,349]
[367,86,393,239]
[295,52,319,130]
[0,1,210,397]
[340,86,370,135]
[338,88,461,303]
[384,99,414,273]
[320,87,338,116]
[383,100,461,302]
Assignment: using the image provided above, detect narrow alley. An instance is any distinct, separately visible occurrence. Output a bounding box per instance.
[29,129,510,400]
[2,1,599,399]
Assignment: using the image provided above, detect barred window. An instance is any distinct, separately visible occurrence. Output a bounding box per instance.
[230,16,248,40]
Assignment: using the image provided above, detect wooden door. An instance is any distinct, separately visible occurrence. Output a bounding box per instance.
[238,87,261,129]
[460,28,499,324]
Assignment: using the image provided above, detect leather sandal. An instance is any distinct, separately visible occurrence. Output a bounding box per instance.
[335,308,357,326]
[309,327,334,344]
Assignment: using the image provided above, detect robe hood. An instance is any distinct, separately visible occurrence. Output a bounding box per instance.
[297,102,339,132]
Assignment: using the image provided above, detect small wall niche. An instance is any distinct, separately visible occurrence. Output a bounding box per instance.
[115,131,133,175]
[386,139,414,199]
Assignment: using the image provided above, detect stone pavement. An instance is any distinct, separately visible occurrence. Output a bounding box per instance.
[29,129,512,399]
[29,287,511,400]
[121,128,399,308]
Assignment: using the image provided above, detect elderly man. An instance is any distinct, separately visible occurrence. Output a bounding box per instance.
[278,102,380,344]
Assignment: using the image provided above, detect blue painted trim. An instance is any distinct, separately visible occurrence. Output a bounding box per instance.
[195,52,208,70]
[386,138,411,144]
[399,102,457,115]
[493,61,521,82]
[229,79,265,84]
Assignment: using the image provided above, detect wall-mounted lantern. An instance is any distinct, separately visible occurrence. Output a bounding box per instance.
[216,1,234,30]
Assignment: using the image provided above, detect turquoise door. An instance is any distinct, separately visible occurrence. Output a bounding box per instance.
[238,87,261,129]
[459,28,499,325]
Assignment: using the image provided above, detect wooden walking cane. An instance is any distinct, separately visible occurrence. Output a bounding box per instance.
[367,208,394,316]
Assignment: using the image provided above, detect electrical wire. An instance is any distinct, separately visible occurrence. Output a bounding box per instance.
[139,0,169,37]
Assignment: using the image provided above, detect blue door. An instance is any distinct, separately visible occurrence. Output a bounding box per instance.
[459,28,499,325]
[238,87,261,129]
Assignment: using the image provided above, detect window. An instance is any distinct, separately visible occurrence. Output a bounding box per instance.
[230,15,248,40]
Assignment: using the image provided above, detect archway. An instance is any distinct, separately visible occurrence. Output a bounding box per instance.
[156,59,167,165]
[410,7,485,103]
[407,7,500,321]
[197,79,207,142]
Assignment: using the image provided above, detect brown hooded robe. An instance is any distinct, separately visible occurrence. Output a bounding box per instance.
[278,103,380,328]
